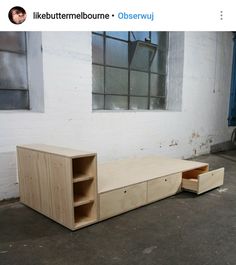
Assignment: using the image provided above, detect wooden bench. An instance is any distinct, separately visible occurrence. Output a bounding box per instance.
[17,144,224,230]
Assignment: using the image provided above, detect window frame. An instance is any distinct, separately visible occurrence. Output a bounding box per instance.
[0,32,29,110]
[0,32,44,112]
[92,31,168,111]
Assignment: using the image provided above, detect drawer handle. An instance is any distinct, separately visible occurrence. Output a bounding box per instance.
[124,190,127,194]
[165,179,167,182]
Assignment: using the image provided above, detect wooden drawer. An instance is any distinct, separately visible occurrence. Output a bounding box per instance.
[99,182,146,220]
[182,168,224,194]
[147,173,182,203]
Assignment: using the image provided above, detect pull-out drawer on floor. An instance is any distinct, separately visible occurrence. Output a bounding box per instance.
[182,168,224,194]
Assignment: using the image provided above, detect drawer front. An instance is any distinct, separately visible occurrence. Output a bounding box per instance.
[147,173,182,203]
[99,182,147,220]
[198,168,224,194]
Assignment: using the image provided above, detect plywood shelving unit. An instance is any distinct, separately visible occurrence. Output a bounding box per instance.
[17,144,224,230]
[17,144,98,230]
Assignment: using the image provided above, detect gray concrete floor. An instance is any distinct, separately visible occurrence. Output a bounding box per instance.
[1,151,236,265]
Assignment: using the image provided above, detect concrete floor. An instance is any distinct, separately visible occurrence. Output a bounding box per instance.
[0,151,236,265]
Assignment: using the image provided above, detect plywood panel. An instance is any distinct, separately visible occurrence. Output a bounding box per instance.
[17,147,74,229]
[18,144,96,158]
[17,148,42,211]
[147,173,182,203]
[99,182,147,220]
[48,154,74,228]
[17,148,27,204]
[98,156,208,193]
[34,152,52,217]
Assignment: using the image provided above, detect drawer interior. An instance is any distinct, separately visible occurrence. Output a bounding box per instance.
[182,165,208,180]
[182,166,208,193]
[182,178,198,192]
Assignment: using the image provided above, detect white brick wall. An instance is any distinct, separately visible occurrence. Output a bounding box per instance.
[0,31,233,200]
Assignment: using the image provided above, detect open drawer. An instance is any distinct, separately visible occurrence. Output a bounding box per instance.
[182,168,224,194]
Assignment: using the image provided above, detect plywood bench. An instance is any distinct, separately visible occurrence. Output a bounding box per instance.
[17,145,224,230]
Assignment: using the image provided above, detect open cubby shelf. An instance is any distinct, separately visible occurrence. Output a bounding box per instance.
[72,155,97,228]
[16,145,98,230]
[73,179,94,203]
[72,156,96,179]
[74,202,96,226]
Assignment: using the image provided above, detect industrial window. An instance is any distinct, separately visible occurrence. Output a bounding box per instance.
[92,31,168,110]
[0,32,29,110]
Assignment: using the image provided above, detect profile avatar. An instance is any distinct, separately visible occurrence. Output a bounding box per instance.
[8,6,27,25]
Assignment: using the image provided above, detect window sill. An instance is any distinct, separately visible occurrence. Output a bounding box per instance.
[0,109,44,114]
[92,109,182,113]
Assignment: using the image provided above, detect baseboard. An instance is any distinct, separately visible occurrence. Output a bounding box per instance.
[0,197,19,205]
[210,141,236,153]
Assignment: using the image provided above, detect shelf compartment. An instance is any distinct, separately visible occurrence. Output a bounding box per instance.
[72,156,96,179]
[73,179,94,204]
[74,202,97,226]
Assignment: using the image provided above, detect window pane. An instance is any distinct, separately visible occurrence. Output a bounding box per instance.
[92,34,104,64]
[0,52,28,90]
[92,94,104,110]
[105,67,128,94]
[106,39,128,67]
[92,32,168,111]
[92,65,104,93]
[0,90,29,110]
[105,95,128,110]
[151,50,167,74]
[106,32,128,40]
[150,97,165,110]
[151,32,158,44]
[130,71,148,96]
[151,53,158,73]
[0,32,26,53]
[130,97,148,110]
[150,74,166,97]
[130,43,155,71]
[130,32,150,42]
